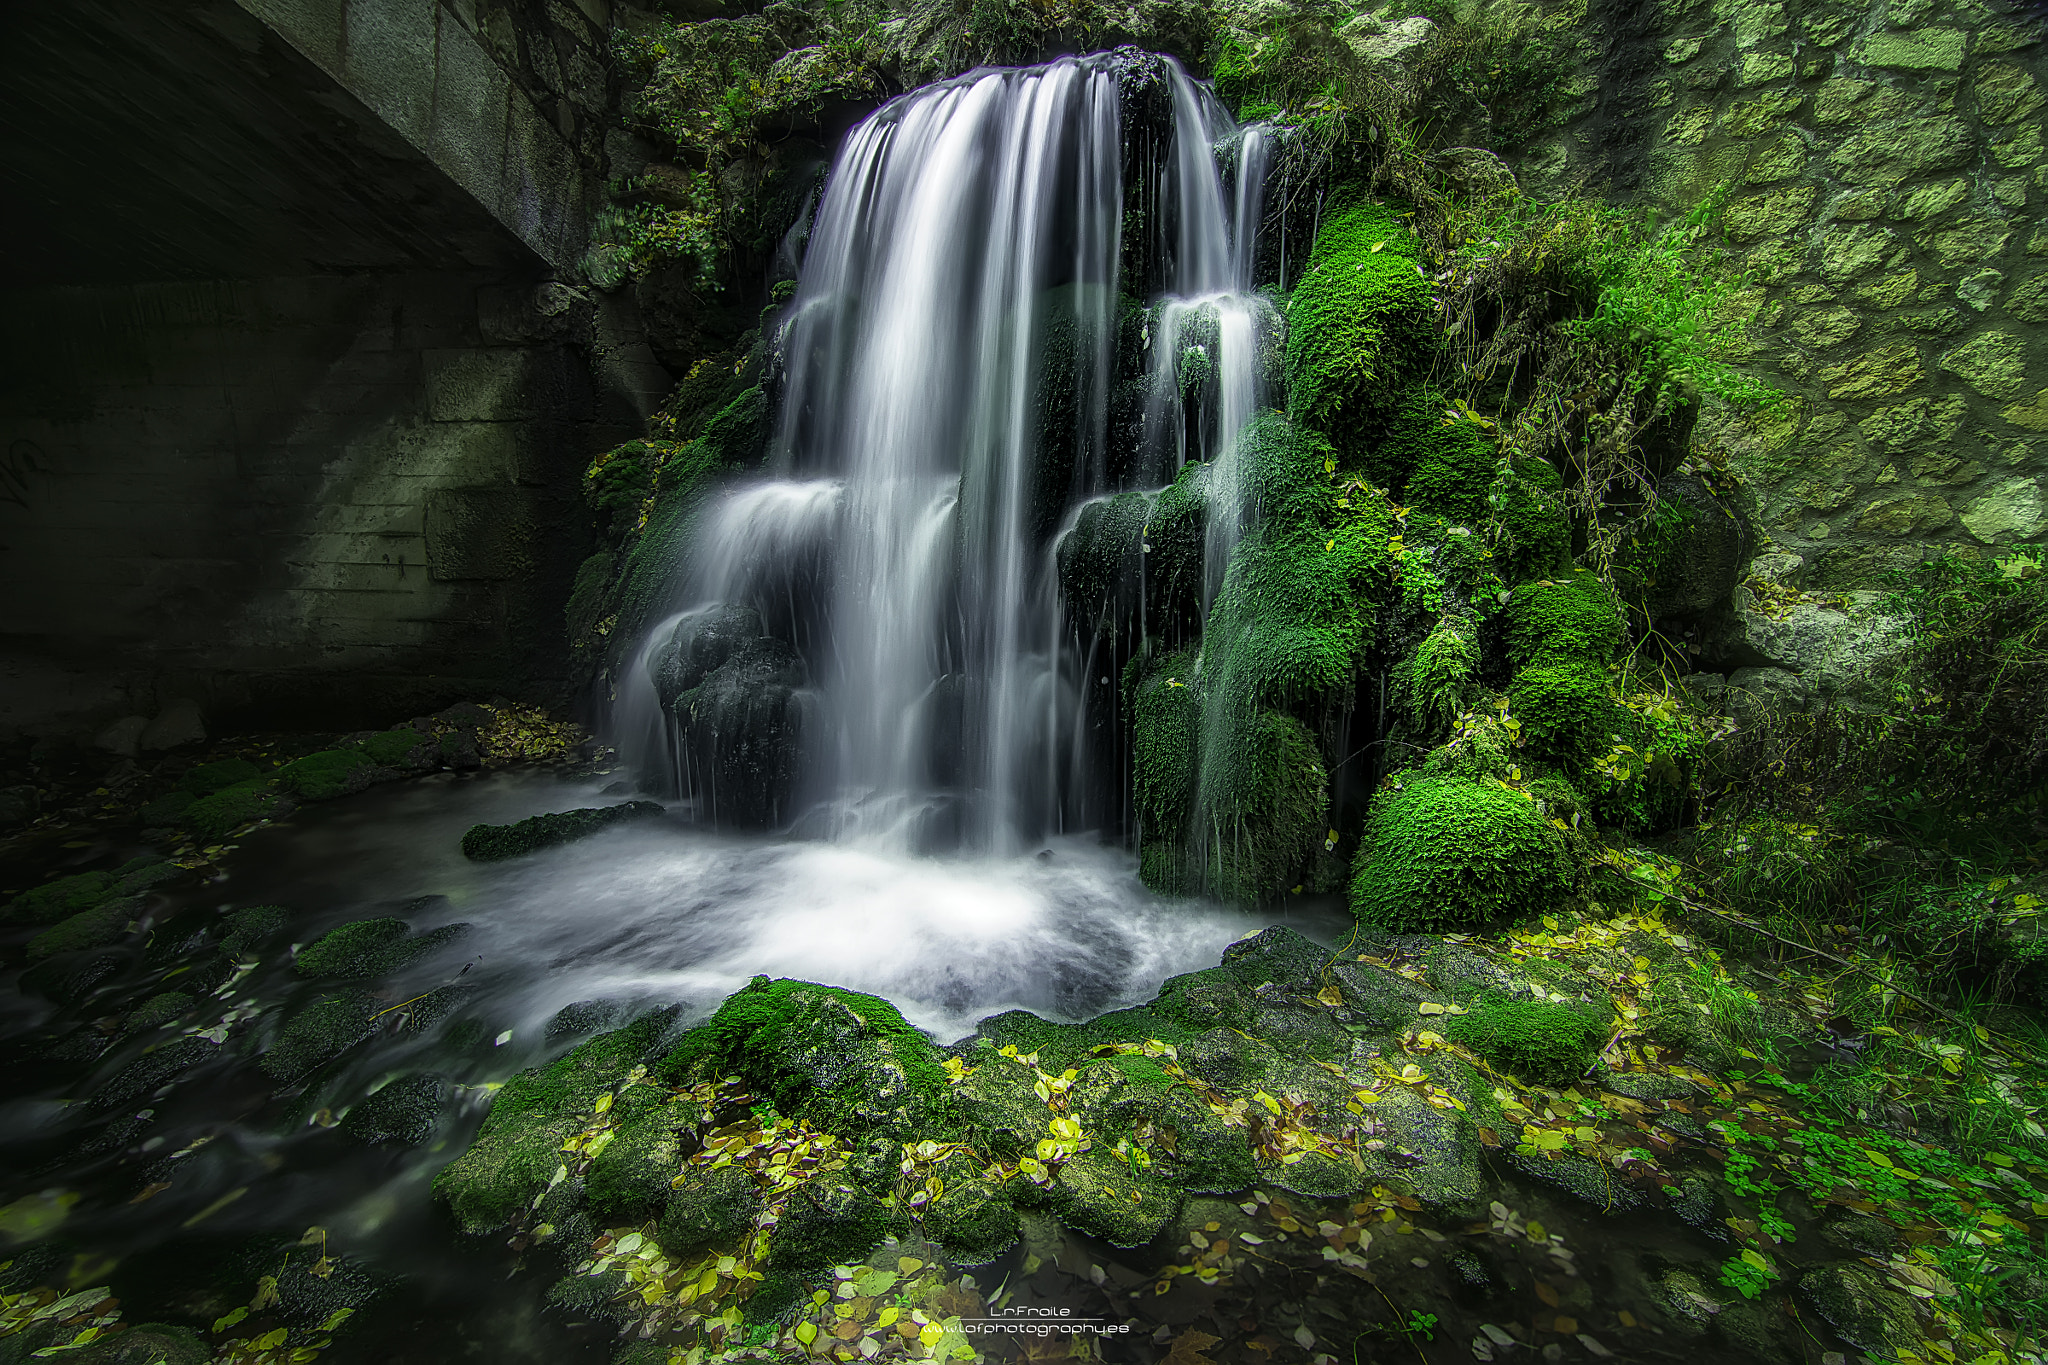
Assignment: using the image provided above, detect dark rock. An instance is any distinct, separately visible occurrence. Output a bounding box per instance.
[21,948,126,1004]
[438,730,482,770]
[26,896,143,962]
[1800,1261,1920,1358]
[656,1165,764,1256]
[674,638,809,829]
[0,784,39,826]
[648,604,766,709]
[68,1323,209,1365]
[85,1036,219,1113]
[435,702,495,730]
[341,1073,452,1146]
[219,904,289,957]
[548,999,631,1038]
[461,801,667,861]
[260,992,378,1082]
[1650,474,1752,620]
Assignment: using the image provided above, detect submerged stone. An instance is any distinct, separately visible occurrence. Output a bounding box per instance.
[461,801,666,861]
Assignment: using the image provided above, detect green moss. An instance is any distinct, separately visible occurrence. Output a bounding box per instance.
[123,991,195,1034]
[1349,774,1576,930]
[653,979,951,1139]
[567,550,616,647]
[179,758,261,795]
[339,1073,450,1147]
[1056,491,1150,620]
[1284,195,1436,443]
[1443,992,1605,1084]
[461,802,666,861]
[273,748,377,801]
[656,1165,762,1257]
[261,992,376,1082]
[139,790,197,826]
[921,1168,1021,1265]
[1405,614,1481,736]
[766,1180,893,1274]
[1506,574,1624,666]
[1144,461,1209,635]
[1493,457,1573,580]
[1131,651,1202,843]
[1,870,116,926]
[585,439,665,540]
[219,905,288,957]
[27,899,137,961]
[1195,708,1329,904]
[1508,662,1619,767]
[585,1100,696,1223]
[296,918,408,978]
[1383,389,1499,522]
[180,779,283,839]
[358,728,428,768]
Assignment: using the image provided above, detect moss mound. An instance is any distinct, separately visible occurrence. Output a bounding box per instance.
[1284,195,1435,441]
[274,748,380,801]
[1349,774,1575,930]
[1506,574,1624,666]
[359,728,433,768]
[461,801,667,861]
[1508,662,1619,767]
[219,905,288,957]
[1383,388,1498,522]
[296,918,408,977]
[1494,457,1573,580]
[1196,709,1330,904]
[1131,651,1202,841]
[2,870,116,926]
[179,758,262,795]
[182,779,285,839]
[27,898,139,962]
[654,977,951,1138]
[1444,992,1606,1085]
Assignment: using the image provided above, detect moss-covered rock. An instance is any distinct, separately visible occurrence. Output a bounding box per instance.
[1508,661,1619,768]
[358,728,437,769]
[26,897,141,962]
[2,870,117,926]
[219,905,289,957]
[655,1165,763,1257]
[1443,992,1605,1084]
[179,758,262,795]
[1349,774,1576,930]
[1384,388,1498,522]
[340,1073,451,1146]
[585,1095,699,1223]
[1505,574,1624,666]
[261,992,378,1082]
[273,748,381,801]
[181,779,288,839]
[1800,1262,1922,1358]
[462,801,667,861]
[66,1322,209,1365]
[434,1009,682,1235]
[766,1178,895,1273]
[673,640,808,829]
[654,978,951,1141]
[1494,457,1573,580]
[295,918,466,979]
[1131,650,1202,857]
[1194,708,1329,903]
[1285,194,1435,444]
[122,991,195,1035]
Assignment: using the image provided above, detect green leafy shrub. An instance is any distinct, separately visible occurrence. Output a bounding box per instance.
[1349,774,1574,930]
[1443,991,1604,1084]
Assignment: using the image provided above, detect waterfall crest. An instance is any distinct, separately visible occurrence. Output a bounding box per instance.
[626,51,1274,856]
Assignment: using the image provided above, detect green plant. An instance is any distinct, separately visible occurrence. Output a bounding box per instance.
[1507,662,1616,768]
[1717,1249,1776,1300]
[1348,773,1575,930]
[1505,575,1623,667]
[1284,196,1436,450]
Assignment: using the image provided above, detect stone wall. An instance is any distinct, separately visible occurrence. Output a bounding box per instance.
[0,274,659,735]
[1516,0,2048,594]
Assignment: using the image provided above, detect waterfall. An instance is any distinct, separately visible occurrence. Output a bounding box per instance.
[628,52,1275,857]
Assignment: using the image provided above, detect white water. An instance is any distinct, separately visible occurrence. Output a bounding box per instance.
[628,53,1276,854]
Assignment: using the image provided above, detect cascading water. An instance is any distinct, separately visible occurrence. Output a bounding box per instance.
[627,51,1277,857]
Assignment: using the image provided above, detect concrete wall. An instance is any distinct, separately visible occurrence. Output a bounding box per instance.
[0,275,656,734]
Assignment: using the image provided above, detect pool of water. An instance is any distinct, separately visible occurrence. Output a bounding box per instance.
[0,768,1351,1360]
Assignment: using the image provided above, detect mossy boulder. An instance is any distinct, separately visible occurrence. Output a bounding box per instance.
[178,758,262,795]
[273,748,381,801]
[219,905,289,957]
[1506,574,1624,666]
[1494,457,1573,580]
[122,991,195,1034]
[340,1073,452,1146]
[767,1178,896,1274]
[66,1323,209,1365]
[261,991,378,1082]
[653,979,952,1141]
[1508,661,1620,767]
[1349,774,1576,930]
[26,897,141,962]
[673,640,808,829]
[358,728,438,769]
[1382,387,1498,522]
[461,801,666,861]
[655,1164,763,1257]
[1285,194,1436,443]
[181,779,288,839]
[1131,651,1202,851]
[1194,708,1329,903]
[434,1009,683,1235]
[2,870,117,926]
[1443,992,1606,1084]
[296,918,466,978]
[585,1094,701,1223]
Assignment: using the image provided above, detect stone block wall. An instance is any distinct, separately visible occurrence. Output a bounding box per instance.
[1514,0,2048,592]
[0,274,654,734]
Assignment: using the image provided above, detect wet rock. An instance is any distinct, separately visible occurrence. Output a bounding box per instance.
[0,784,39,827]
[20,947,126,1004]
[585,1091,700,1222]
[649,604,766,709]
[767,1178,893,1272]
[260,992,378,1082]
[218,905,289,958]
[295,917,467,978]
[461,801,666,861]
[548,999,633,1038]
[438,730,482,770]
[1650,476,1752,620]
[121,991,195,1035]
[94,716,147,758]
[656,1165,765,1257]
[1800,1261,1921,1357]
[1818,1208,1900,1257]
[67,1323,209,1365]
[85,1036,218,1113]
[138,699,206,752]
[674,638,809,829]
[26,896,143,962]
[340,1073,452,1147]
[3,869,119,926]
